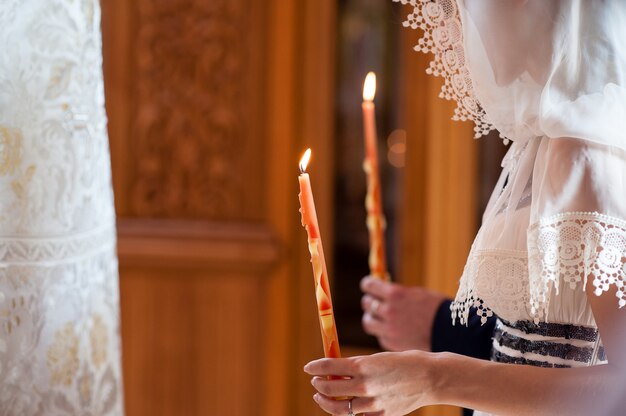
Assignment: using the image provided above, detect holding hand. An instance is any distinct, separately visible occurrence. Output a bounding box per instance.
[304,351,439,416]
[360,276,446,351]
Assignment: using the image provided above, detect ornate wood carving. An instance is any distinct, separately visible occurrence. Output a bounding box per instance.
[102,0,336,413]
[130,0,263,220]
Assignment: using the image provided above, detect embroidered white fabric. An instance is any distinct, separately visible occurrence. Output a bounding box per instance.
[398,1,626,415]
[0,0,123,414]
[529,213,626,321]
[397,0,626,328]
[453,212,626,326]
[393,0,495,138]
[452,136,626,328]
[399,0,626,148]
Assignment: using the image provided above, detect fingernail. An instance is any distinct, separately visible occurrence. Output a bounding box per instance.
[313,393,319,402]
[303,364,310,372]
[310,378,315,386]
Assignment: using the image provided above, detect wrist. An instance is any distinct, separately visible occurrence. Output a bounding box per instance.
[425,351,456,405]
[400,350,453,406]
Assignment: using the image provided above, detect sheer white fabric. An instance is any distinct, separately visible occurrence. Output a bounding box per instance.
[452,0,626,326]
[399,0,626,322]
[400,0,626,326]
[460,0,626,148]
[0,0,123,414]
[400,2,626,414]
[454,138,626,327]
[398,0,626,145]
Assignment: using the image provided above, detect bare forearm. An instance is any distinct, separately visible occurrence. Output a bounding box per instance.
[432,352,621,416]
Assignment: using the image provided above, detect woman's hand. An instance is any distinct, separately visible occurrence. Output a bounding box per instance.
[304,350,440,415]
[361,276,446,351]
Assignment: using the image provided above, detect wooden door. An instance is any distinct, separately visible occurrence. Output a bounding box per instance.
[101,0,336,414]
[101,0,478,415]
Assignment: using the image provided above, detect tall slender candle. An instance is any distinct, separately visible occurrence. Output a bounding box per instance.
[298,149,341,359]
[362,72,389,281]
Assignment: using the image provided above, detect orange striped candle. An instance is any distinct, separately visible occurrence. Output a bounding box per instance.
[362,72,389,281]
[298,149,341,359]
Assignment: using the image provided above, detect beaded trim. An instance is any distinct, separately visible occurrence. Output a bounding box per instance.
[499,318,599,343]
[494,330,596,363]
[492,350,570,369]
[492,319,607,368]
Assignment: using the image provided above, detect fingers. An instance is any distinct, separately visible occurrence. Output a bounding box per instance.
[360,276,398,300]
[304,358,355,377]
[311,376,358,398]
[362,311,385,336]
[361,294,388,319]
[313,394,379,415]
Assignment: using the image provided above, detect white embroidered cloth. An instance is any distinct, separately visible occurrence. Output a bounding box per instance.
[0,0,123,413]
[398,1,626,414]
[398,0,626,381]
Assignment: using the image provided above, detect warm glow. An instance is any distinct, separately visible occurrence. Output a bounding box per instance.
[387,129,407,168]
[299,148,312,173]
[363,72,377,101]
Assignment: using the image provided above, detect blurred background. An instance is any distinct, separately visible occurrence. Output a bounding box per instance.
[101,0,506,414]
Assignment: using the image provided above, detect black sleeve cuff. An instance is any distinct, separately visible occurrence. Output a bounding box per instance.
[431,299,496,360]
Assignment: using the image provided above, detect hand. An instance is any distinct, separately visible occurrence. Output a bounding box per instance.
[304,351,438,416]
[360,276,447,351]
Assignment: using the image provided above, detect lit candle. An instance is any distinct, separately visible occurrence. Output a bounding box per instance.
[362,72,389,281]
[298,149,341,359]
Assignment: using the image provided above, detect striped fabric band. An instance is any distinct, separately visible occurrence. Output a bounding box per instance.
[499,318,599,342]
[491,319,607,368]
[492,350,570,368]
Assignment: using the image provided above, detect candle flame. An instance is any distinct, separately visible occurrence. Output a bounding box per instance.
[299,148,312,173]
[363,72,377,101]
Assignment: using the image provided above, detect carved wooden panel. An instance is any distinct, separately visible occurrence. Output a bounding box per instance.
[129,0,264,220]
[102,0,337,414]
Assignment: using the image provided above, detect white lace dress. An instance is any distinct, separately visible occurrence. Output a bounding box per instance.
[397,0,626,414]
[0,0,123,414]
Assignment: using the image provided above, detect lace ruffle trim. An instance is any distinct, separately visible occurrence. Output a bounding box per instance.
[395,0,496,139]
[452,212,626,325]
